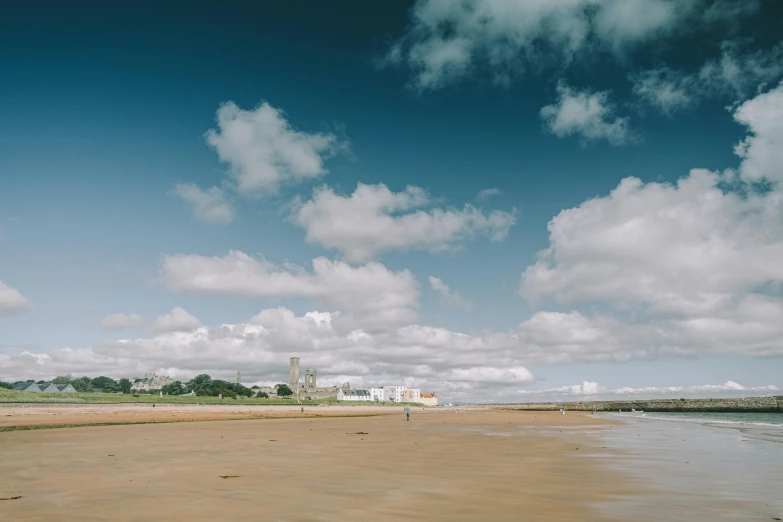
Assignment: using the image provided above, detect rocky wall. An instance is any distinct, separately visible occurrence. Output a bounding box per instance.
[503,396,783,413]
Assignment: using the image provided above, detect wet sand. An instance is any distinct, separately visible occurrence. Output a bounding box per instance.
[0,407,634,521]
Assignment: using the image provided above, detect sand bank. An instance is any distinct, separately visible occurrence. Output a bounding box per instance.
[0,408,632,521]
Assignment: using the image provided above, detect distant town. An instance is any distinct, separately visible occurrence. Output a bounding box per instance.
[1,357,438,406]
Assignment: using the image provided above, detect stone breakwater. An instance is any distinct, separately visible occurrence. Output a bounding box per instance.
[501,396,783,413]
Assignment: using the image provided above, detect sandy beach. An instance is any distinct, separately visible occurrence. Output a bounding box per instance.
[0,406,636,521]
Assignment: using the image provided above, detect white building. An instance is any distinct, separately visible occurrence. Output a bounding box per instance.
[370,388,385,402]
[383,386,407,402]
[337,389,372,401]
[402,389,421,403]
[131,373,173,392]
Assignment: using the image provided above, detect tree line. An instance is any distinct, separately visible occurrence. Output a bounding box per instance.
[1,374,295,398]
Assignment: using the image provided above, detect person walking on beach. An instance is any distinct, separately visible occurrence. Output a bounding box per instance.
[405,406,411,421]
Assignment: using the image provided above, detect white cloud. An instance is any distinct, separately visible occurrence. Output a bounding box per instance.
[477,188,501,201]
[0,280,32,316]
[0,308,539,403]
[150,307,203,334]
[292,183,517,262]
[100,313,146,331]
[385,0,739,90]
[173,183,235,224]
[733,81,783,183]
[3,306,781,402]
[632,41,783,114]
[520,84,783,358]
[520,169,783,317]
[205,101,346,195]
[160,250,420,331]
[518,380,780,401]
[429,276,473,312]
[540,83,631,145]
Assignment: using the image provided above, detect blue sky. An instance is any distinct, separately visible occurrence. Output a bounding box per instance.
[1,0,782,401]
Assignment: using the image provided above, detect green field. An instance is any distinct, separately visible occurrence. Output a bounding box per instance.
[0,389,316,405]
[0,388,430,406]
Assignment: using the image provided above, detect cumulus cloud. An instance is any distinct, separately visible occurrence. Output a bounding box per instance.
[150,307,203,334]
[517,380,781,401]
[520,83,783,358]
[477,188,501,201]
[205,101,346,195]
[100,313,146,331]
[384,0,742,90]
[3,305,781,402]
[173,183,235,224]
[632,41,783,114]
[160,250,420,331]
[540,83,631,145]
[429,276,473,312]
[733,81,783,183]
[0,308,541,403]
[0,280,32,316]
[292,183,517,262]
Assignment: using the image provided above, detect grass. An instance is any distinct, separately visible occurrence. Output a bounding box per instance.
[0,388,434,408]
[0,389,431,407]
[0,389,316,405]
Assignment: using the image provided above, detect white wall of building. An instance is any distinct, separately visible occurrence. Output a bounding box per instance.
[403,389,421,402]
[370,388,384,402]
[337,390,371,401]
[419,395,438,406]
[384,386,406,402]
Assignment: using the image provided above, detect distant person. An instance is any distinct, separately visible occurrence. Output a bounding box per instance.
[160,391,163,399]
[560,408,565,415]
[405,406,411,421]
[301,406,304,413]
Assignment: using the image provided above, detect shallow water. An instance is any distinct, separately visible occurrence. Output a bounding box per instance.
[592,412,783,521]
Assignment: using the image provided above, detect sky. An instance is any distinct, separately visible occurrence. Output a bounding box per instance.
[1,0,782,403]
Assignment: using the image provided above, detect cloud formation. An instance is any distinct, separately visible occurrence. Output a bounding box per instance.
[100,313,146,331]
[521,83,783,358]
[540,83,631,145]
[632,41,783,114]
[160,250,420,331]
[429,276,473,312]
[173,183,235,225]
[385,0,746,90]
[205,101,346,195]
[292,183,517,262]
[0,280,32,316]
[0,308,538,402]
[150,307,203,334]
[518,380,780,401]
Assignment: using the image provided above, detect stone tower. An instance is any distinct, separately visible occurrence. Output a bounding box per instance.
[289,357,300,395]
[304,368,312,388]
[312,368,317,388]
[237,370,241,385]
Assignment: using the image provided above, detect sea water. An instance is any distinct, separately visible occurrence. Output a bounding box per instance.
[594,411,783,521]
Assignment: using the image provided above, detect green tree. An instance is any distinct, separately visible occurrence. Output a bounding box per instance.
[52,375,73,385]
[255,391,269,398]
[71,377,93,392]
[186,374,213,396]
[276,384,293,397]
[118,378,132,394]
[161,381,184,395]
[91,376,120,392]
[0,381,12,389]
